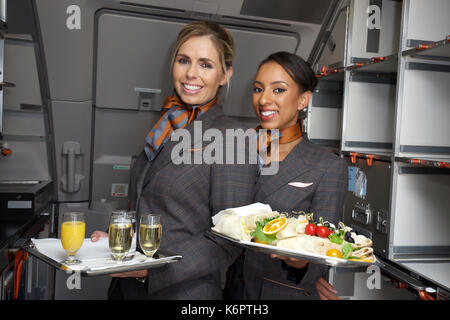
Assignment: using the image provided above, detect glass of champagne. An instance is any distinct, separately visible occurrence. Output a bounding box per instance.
[112,210,137,260]
[139,214,162,258]
[60,212,86,265]
[108,212,133,261]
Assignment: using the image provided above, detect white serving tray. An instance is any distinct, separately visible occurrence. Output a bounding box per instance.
[211,230,376,268]
[25,237,182,276]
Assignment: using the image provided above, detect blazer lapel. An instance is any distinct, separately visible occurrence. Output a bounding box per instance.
[256,139,314,199]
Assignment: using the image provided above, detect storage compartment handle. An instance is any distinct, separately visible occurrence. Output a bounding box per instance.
[61,141,83,193]
[352,204,372,225]
[134,87,162,111]
[134,87,161,94]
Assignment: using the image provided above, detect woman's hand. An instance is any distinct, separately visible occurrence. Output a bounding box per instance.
[270,254,308,269]
[270,255,339,299]
[90,230,147,279]
[315,277,339,300]
[90,230,108,242]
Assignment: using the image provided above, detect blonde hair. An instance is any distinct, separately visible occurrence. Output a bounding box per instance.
[170,20,234,78]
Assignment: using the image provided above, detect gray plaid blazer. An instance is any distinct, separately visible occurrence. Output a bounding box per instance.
[109,105,258,300]
[226,138,348,300]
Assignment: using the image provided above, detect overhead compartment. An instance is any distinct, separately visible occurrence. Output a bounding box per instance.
[94,10,299,118]
[95,12,182,113]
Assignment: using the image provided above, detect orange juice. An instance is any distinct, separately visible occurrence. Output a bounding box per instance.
[61,221,85,254]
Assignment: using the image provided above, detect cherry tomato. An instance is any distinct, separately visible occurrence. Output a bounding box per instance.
[317,226,331,238]
[305,223,317,236]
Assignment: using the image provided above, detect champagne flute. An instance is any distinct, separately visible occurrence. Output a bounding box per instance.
[60,212,86,265]
[139,214,162,257]
[108,212,133,261]
[112,210,137,260]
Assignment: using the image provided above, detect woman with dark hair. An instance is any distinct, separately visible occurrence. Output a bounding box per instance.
[225,51,347,300]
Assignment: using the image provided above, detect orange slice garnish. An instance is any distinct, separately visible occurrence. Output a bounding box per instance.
[253,237,268,244]
[263,217,288,235]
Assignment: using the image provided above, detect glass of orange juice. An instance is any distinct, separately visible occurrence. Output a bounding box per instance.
[60,212,85,265]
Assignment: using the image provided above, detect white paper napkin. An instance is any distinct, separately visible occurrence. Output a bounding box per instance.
[31,237,149,271]
[211,202,272,226]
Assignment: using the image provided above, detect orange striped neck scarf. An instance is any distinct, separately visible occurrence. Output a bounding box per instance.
[144,93,217,161]
[256,121,302,169]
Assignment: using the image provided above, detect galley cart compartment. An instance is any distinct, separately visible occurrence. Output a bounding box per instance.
[341,72,396,155]
[341,58,397,155]
[309,0,450,294]
[389,164,450,291]
[394,0,450,161]
[343,154,391,258]
[395,45,450,161]
[311,0,402,156]
[0,37,51,183]
[401,0,450,48]
[307,76,343,149]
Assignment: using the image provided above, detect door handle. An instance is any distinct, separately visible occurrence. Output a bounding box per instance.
[0,81,16,90]
[61,141,83,193]
[134,87,162,111]
[134,87,161,94]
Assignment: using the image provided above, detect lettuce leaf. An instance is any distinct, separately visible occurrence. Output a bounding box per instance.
[328,232,344,244]
[342,243,354,259]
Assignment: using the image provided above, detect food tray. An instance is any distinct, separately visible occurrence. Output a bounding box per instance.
[211,230,376,268]
[24,238,182,276]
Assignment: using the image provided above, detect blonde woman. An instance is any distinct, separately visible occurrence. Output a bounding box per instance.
[91,21,257,300]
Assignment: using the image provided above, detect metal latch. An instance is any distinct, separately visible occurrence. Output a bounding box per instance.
[134,87,162,111]
[0,81,15,90]
[352,203,372,225]
[376,209,388,234]
[61,141,84,193]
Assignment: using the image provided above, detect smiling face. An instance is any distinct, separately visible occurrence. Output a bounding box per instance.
[252,61,311,130]
[172,35,231,105]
